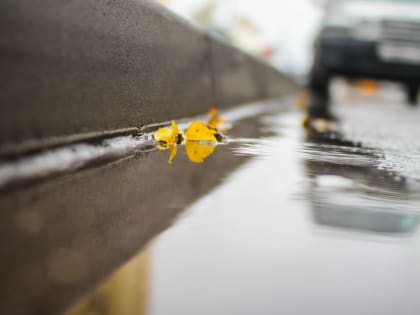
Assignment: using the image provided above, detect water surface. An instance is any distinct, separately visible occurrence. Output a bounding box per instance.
[67,96,420,315]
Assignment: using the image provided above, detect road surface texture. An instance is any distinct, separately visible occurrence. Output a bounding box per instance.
[64,83,420,315]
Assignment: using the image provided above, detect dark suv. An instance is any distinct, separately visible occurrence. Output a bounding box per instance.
[309,0,420,109]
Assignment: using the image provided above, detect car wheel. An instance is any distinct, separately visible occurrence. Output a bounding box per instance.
[405,83,419,106]
[307,63,332,118]
[309,66,330,100]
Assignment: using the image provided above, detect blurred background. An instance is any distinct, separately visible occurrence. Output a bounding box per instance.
[159,0,323,81]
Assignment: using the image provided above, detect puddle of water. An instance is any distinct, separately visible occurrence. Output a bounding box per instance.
[336,99,420,180]
[65,100,420,315]
[302,130,420,235]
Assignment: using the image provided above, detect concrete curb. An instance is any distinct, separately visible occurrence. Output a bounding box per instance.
[0,0,297,156]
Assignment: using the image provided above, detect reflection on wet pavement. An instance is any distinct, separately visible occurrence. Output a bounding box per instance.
[303,130,420,235]
[66,249,150,315]
[66,94,420,315]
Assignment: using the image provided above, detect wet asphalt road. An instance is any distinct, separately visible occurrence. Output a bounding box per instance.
[334,83,420,181]
[65,85,420,315]
[146,92,419,315]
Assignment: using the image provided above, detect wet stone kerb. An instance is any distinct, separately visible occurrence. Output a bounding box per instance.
[0,0,296,156]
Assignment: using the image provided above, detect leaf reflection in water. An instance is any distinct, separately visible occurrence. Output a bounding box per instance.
[185,141,217,164]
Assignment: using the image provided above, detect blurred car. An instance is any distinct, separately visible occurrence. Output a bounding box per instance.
[309,0,420,106]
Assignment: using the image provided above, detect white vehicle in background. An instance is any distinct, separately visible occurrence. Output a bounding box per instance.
[309,0,420,109]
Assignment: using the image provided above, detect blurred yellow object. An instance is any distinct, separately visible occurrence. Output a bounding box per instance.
[302,115,310,130]
[155,142,178,164]
[207,106,225,131]
[66,249,150,315]
[153,120,183,147]
[302,115,337,133]
[167,145,177,164]
[296,92,309,110]
[185,121,218,142]
[358,80,378,97]
[185,141,216,163]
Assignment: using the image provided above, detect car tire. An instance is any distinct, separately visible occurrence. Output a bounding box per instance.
[307,62,333,118]
[309,65,330,100]
[405,83,419,106]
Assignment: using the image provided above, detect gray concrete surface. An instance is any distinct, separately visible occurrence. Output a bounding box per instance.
[0,0,296,156]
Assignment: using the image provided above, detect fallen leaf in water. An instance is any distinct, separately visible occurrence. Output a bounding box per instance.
[153,120,184,147]
[153,107,228,164]
[302,115,310,130]
[302,115,337,133]
[207,107,225,131]
[154,120,184,163]
[185,121,218,142]
[185,141,217,163]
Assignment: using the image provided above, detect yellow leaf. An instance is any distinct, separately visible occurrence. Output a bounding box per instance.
[170,120,180,137]
[153,120,183,146]
[302,115,310,130]
[185,121,217,142]
[185,141,216,163]
[154,127,172,143]
[207,106,225,131]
